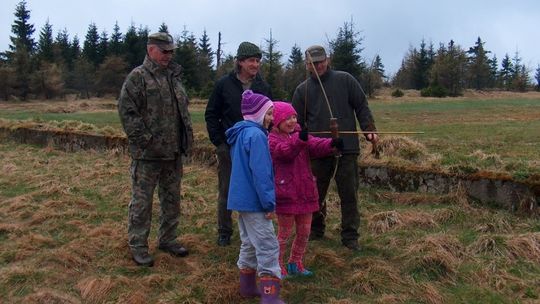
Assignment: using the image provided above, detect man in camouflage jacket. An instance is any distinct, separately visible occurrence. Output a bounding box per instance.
[118,32,193,266]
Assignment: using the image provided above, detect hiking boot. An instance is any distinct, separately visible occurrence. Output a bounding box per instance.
[158,243,189,257]
[217,234,231,247]
[342,240,361,252]
[131,250,154,267]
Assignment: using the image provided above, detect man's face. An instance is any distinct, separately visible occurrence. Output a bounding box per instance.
[238,57,261,78]
[306,58,328,77]
[147,45,174,68]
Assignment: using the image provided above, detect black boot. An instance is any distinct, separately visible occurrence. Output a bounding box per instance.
[158,243,189,257]
[131,250,154,267]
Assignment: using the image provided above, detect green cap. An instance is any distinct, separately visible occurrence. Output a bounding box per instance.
[305,45,327,62]
[147,32,176,51]
[236,41,262,60]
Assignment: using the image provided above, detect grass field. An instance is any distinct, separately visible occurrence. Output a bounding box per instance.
[0,92,539,178]
[0,140,539,303]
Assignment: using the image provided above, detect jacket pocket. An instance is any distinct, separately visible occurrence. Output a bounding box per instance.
[275,172,294,202]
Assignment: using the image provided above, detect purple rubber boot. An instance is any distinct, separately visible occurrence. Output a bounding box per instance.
[259,276,285,304]
[239,268,260,298]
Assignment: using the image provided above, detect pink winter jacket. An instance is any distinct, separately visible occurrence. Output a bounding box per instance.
[268,126,335,214]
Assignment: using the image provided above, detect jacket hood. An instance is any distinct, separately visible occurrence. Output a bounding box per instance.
[226,120,266,145]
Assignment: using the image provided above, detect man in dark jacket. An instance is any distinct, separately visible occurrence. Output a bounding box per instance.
[291,45,378,251]
[118,32,193,266]
[205,41,272,246]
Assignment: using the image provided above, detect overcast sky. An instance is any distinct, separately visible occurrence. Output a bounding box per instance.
[1,0,539,76]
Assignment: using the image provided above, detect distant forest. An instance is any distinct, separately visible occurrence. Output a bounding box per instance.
[1,0,540,101]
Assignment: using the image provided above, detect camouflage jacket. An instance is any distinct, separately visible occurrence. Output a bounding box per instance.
[118,56,193,160]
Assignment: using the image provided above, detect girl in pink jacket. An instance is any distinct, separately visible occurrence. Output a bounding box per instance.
[268,101,343,277]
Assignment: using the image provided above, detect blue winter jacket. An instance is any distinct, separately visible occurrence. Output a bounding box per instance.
[225,120,276,212]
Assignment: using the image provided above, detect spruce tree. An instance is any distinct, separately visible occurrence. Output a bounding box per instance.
[499,54,513,90]
[82,23,100,67]
[97,30,109,65]
[535,65,540,91]
[158,23,169,33]
[36,19,54,63]
[262,30,285,99]
[283,44,304,99]
[53,28,71,67]
[197,29,214,97]
[175,28,199,93]
[466,37,491,90]
[329,21,365,81]
[109,22,123,56]
[8,0,35,57]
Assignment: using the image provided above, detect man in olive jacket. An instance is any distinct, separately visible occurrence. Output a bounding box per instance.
[205,41,272,246]
[292,45,378,252]
[118,32,193,266]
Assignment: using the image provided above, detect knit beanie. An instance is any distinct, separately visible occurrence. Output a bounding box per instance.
[241,90,273,126]
[273,101,297,128]
[236,41,262,60]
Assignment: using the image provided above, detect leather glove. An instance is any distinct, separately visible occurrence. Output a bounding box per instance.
[331,138,344,151]
[299,127,308,141]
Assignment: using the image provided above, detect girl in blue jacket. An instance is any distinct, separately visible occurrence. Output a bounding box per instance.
[225,90,284,303]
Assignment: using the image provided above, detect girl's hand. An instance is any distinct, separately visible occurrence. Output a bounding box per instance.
[264,212,274,219]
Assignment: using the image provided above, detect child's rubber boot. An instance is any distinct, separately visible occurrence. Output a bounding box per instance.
[239,268,260,298]
[287,262,313,277]
[259,276,285,304]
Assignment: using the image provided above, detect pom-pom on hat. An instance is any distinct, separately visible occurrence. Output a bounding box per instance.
[241,90,273,126]
[273,101,297,128]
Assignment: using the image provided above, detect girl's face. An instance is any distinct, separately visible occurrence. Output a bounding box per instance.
[263,107,274,129]
[277,114,297,134]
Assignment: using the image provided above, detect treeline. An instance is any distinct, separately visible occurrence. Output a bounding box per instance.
[1,1,540,101]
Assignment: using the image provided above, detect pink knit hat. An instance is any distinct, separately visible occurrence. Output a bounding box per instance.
[273,101,297,127]
[241,90,273,125]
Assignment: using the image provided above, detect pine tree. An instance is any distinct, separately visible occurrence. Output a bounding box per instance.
[511,51,528,91]
[412,39,434,90]
[158,23,169,33]
[36,19,54,63]
[487,55,498,88]
[123,24,140,69]
[8,0,35,58]
[53,28,71,67]
[466,37,491,90]
[430,40,467,96]
[499,54,513,90]
[97,30,109,65]
[82,23,100,67]
[283,44,304,99]
[0,63,16,100]
[175,27,199,93]
[109,22,123,56]
[262,29,285,99]
[197,29,214,97]
[364,54,386,97]
[329,21,365,81]
[535,65,540,91]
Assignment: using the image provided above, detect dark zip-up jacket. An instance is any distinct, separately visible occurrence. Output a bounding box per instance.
[205,71,272,147]
[291,69,376,155]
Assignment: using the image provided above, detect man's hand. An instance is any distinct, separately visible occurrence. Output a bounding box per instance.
[366,133,379,143]
[331,137,344,151]
[299,127,308,141]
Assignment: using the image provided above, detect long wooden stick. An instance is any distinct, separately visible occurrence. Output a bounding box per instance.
[310,131,425,135]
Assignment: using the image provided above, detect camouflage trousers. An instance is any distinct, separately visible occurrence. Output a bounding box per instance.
[128,158,183,252]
